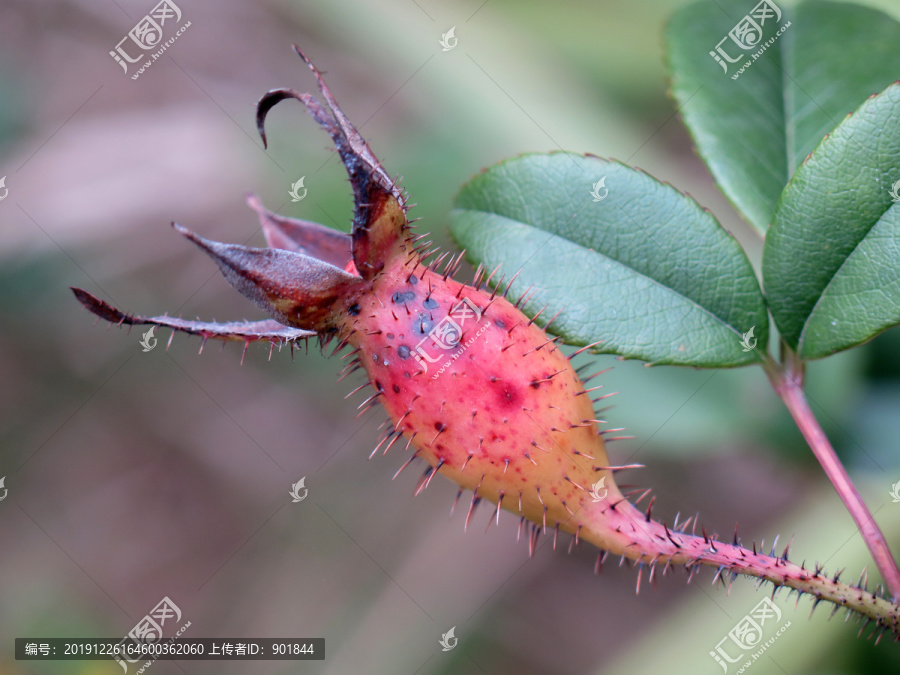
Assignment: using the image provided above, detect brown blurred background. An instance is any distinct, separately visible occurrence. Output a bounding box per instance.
[2,1,900,673]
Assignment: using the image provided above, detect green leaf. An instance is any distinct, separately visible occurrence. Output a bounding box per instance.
[666,0,900,233]
[450,152,768,367]
[763,82,900,360]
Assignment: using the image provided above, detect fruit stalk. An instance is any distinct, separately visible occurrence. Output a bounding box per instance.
[574,492,900,636]
[764,354,900,603]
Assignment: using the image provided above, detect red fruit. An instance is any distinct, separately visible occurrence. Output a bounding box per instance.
[73,47,900,636]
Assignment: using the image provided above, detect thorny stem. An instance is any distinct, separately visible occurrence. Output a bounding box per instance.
[763,352,900,603]
[580,497,900,634]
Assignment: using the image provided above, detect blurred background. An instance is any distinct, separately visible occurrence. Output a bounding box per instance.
[2,0,900,673]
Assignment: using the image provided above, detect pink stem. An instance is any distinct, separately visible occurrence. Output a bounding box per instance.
[765,356,900,602]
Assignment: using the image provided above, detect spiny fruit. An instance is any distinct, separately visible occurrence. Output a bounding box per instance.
[73,46,900,638]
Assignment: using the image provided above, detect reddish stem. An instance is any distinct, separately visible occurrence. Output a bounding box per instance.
[764,355,900,602]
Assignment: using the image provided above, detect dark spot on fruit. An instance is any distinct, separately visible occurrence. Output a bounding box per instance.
[392,384,401,393]
[415,313,434,334]
[495,319,506,328]
[423,297,439,309]
[408,275,418,285]
[387,333,394,340]
[530,380,541,389]
[403,371,411,378]
[392,291,415,304]
[491,382,520,409]
[397,345,411,359]
[348,303,361,315]
[435,422,446,431]
[374,380,383,391]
